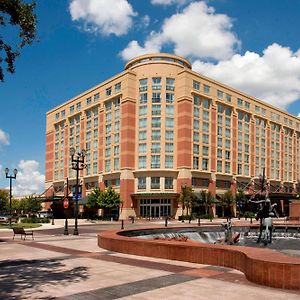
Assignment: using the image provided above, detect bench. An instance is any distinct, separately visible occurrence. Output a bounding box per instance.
[12,227,34,240]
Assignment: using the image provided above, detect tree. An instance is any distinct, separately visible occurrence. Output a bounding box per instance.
[235,190,246,218]
[220,190,235,218]
[98,186,121,217]
[178,185,195,216]
[86,188,102,209]
[0,0,37,81]
[0,190,9,212]
[199,190,215,216]
[19,195,42,216]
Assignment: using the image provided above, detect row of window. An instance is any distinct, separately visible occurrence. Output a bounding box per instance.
[138,177,174,189]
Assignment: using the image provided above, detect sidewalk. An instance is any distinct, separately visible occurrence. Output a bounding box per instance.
[1,220,299,299]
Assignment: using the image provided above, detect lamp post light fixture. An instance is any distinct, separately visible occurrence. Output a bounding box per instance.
[4,168,18,227]
[70,147,86,235]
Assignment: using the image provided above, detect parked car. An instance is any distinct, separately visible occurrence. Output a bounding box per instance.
[0,215,9,223]
[38,211,53,218]
[0,215,18,223]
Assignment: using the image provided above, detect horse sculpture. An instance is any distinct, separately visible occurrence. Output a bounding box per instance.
[251,198,278,245]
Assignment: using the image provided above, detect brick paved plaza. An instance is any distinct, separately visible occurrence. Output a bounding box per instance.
[0,219,299,299]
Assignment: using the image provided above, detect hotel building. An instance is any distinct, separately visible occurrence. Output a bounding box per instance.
[45,53,300,219]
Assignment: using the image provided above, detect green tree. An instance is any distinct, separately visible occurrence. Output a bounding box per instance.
[98,186,121,216]
[19,195,42,216]
[0,0,37,81]
[220,190,235,218]
[199,190,215,215]
[235,190,246,218]
[178,185,195,216]
[86,187,102,209]
[0,190,9,213]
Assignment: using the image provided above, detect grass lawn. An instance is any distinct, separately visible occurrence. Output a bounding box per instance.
[0,223,42,229]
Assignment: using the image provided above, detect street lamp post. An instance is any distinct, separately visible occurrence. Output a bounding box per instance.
[4,168,18,227]
[70,147,86,235]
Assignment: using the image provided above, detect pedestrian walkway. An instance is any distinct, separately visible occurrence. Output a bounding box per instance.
[0,220,299,299]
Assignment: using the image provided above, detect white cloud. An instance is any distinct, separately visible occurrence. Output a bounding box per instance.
[141,15,151,28]
[193,43,300,109]
[69,0,137,36]
[120,1,239,61]
[151,0,191,5]
[0,128,9,145]
[10,160,45,197]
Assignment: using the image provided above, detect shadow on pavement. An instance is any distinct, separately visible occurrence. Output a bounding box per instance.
[0,257,89,299]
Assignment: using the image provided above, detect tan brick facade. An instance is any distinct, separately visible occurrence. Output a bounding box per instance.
[46,53,300,219]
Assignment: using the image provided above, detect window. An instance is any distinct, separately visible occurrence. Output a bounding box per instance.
[151,177,160,189]
[152,92,161,103]
[237,98,243,107]
[94,93,100,102]
[166,78,175,91]
[152,117,161,128]
[114,145,119,156]
[217,160,222,172]
[140,93,148,104]
[139,143,146,153]
[114,158,119,170]
[114,133,119,143]
[217,90,223,99]
[226,94,231,102]
[151,155,160,168]
[202,146,209,156]
[203,134,209,144]
[193,80,200,90]
[139,131,147,141]
[193,119,200,130]
[115,82,121,92]
[166,130,173,140]
[165,177,173,189]
[139,156,146,168]
[106,87,112,96]
[204,85,210,94]
[202,99,210,109]
[193,132,199,142]
[151,130,161,140]
[139,118,147,128]
[152,104,161,115]
[166,93,174,103]
[202,158,209,170]
[76,102,81,111]
[55,112,59,120]
[152,77,161,90]
[166,142,173,152]
[139,79,148,91]
[70,105,74,114]
[193,144,199,154]
[193,156,199,169]
[139,105,147,116]
[151,142,160,153]
[194,95,200,105]
[166,117,174,128]
[105,160,110,172]
[165,155,173,168]
[61,110,65,117]
[166,105,174,115]
[86,97,92,105]
[138,177,146,189]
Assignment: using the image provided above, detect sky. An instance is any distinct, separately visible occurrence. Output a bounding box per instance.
[1,0,300,196]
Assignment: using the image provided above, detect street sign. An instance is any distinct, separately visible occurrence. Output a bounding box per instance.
[63,198,69,209]
[72,193,82,200]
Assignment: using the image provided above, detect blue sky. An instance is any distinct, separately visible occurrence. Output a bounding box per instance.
[1,0,300,195]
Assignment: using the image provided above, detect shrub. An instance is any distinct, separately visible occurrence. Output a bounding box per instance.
[21,217,50,224]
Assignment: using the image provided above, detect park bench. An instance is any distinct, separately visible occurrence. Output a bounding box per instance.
[12,227,34,240]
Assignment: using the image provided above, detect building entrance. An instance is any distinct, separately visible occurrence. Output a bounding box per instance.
[140,199,171,218]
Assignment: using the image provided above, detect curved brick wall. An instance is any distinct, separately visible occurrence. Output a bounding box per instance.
[98,228,300,290]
